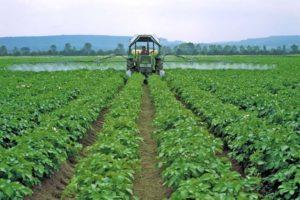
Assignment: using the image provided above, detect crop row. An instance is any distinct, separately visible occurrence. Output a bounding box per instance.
[167,70,299,131]
[166,75,299,199]
[0,71,80,135]
[148,76,259,199]
[0,72,123,199]
[62,74,144,199]
[0,70,122,147]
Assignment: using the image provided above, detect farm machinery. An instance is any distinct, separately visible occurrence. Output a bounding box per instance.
[95,34,198,78]
[126,35,165,78]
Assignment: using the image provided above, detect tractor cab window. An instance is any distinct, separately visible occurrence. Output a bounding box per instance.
[132,41,158,55]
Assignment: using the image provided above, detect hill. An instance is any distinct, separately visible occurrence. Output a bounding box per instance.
[0,35,299,52]
[219,35,300,48]
[0,35,182,51]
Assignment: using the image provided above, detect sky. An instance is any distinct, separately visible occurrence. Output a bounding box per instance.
[0,0,299,43]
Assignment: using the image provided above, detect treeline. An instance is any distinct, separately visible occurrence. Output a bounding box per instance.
[0,43,126,56]
[163,43,300,55]
[0,42,299,56]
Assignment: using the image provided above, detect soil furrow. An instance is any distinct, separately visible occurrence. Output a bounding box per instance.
[133,85,168,200]
[174,93,246,178]
[26,108,108,200]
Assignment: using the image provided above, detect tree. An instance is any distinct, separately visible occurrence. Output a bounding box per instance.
[175,43,196,55]
[30,51,39,56]
[82,42,92,55]
[208,45,218,55]
[175,48,183,55]
[161,46,173,55]
[63,43,72,55]
[252,46,260,55]
[195,44,202,54]
[97,49,105,55]
[231,45,238,54]
[275,46,283,55]
[239,45,246,54]
[262,45,268,54]
[223,45,232,55]
[0,45,8,56]
[72,47,78,55]
[216,45,223,54]
[246,45,253,54]
[114,43,125,55]
[20,47,30,56]
[290,44,299,54]
[12,47,20,56]
[201,46,208,55]
[49,44,57,55]
[282,45,287,54]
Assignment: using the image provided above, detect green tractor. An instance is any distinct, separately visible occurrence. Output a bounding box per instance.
[126,34,165,77]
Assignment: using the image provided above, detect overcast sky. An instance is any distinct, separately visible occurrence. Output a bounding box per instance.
[0,0,299,42]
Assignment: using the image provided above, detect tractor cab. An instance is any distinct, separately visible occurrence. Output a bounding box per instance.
[126,34,164,77]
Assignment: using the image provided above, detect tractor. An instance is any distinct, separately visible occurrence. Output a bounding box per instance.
[126,34,165,77]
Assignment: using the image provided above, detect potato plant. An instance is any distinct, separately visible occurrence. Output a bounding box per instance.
[149,76,259,199]
[166,72,299,199]
[62,74,144,199]
[0,71,123,199]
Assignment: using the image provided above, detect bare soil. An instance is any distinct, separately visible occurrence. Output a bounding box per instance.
[26,108,107,200]
[216,147,245,177]
[133,85,168,200]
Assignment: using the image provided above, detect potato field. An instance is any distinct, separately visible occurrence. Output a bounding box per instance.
[0,56,299,200]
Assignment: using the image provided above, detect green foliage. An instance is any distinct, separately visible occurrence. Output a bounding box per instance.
[0,55,298,199]
[0,70,123,199]
[0,179,32,200]
[0,45,8,56]
[149,76,259,199]
[171,176,259,200]
[63,154,137,200]
[62,74,144,199]
[168,67,299,131]
[166,63,300,199]
[1,41,299,56]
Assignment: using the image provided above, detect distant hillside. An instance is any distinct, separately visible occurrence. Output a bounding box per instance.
[0,35,182,51]
[219,35,300,48]
[1,35,299,52]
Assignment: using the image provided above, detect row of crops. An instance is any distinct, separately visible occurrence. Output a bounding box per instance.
[165,68,299,199]
[166,68,299,131]
[0,70,124,199]
[58,73,297,199]
[0,70,123,147]
[62,74,144,199]
[0,55,299,199]
[149,76,259,199]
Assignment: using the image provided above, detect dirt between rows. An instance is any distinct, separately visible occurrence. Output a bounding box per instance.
[133,85,169,200]
[27,84,170,200]
[26,108,107,200]
[174,93,246,178]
